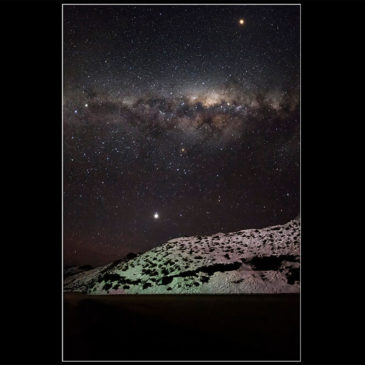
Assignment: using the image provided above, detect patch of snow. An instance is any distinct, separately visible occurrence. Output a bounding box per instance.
[64,219,300,294]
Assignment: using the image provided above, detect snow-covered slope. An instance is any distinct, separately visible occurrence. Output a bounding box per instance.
[64,219,300,294]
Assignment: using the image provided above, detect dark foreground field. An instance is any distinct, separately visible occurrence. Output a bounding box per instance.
[64,293,300,361]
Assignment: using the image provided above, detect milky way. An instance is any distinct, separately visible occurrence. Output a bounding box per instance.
[63,5,300,266]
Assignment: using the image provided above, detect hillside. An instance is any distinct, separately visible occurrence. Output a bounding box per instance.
[64,219,300,294]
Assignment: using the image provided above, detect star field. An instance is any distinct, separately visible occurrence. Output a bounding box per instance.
[63,5,300,266]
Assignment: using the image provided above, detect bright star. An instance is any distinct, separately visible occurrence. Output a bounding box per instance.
[153,212,159,219]
[239,19,245,25]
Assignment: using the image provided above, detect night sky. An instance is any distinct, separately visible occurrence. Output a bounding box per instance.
[63,5,300,266]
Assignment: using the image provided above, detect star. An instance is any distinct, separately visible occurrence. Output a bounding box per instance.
[63,5,300,267]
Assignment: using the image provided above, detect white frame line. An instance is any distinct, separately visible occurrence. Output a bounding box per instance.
[61,3,301,362]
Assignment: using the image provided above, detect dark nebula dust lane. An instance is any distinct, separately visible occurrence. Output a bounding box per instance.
[63,5,300,266]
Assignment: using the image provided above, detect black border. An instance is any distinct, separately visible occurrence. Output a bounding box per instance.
[2,1,364,364]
